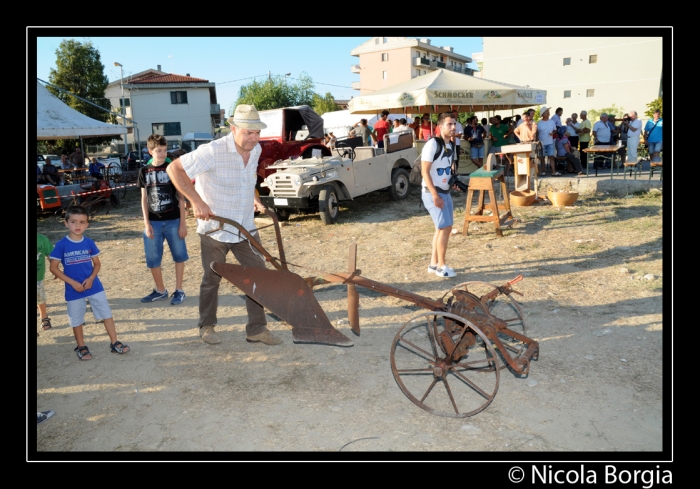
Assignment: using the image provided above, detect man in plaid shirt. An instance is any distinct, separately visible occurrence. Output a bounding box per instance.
[167,105,282,346]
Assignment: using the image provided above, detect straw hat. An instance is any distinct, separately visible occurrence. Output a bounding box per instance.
[227,104,267,130]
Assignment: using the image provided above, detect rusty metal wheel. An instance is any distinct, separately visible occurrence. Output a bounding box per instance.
[441,281,528,371]
[390,311,500,418]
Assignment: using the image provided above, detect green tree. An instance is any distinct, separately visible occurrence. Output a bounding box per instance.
[587,104,625,122]
[234,72,317,113]
[48,39,115,149]
[312,92,339,116]
[644,97,662,118]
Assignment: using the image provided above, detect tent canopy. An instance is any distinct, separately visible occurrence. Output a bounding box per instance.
[36,80,128,140]
[348,69,546,115]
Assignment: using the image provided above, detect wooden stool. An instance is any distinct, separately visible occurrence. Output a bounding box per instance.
[462,167,513,237]
[623,161,641,180]
[649,160,663,180]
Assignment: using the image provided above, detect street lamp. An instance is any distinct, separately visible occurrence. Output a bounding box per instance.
[284,73,291,83]
[114,62,126,151]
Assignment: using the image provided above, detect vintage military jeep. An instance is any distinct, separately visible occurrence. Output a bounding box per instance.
[259,131,417,224]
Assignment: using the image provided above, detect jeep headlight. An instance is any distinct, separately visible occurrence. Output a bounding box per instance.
[293,177,301,186]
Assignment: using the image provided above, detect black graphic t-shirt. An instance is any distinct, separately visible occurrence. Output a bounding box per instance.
[137,159,180,221]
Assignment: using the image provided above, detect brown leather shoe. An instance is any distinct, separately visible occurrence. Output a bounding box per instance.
[200,326,221,344]
[246,330,282,345]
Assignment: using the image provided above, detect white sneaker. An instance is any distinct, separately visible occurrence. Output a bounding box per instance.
[435,265,456,278]
[427,265,438,274]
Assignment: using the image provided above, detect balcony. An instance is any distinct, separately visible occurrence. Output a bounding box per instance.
[351,64,361,74]
[436,61,446,69]
[352,81,361,90]
[414,57,431,67]
[210,103,220,115]
[450,66,463,74]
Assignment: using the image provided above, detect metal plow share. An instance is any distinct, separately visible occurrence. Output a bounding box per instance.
[210,210,539,418]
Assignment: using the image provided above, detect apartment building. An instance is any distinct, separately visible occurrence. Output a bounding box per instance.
[105,66,221,151]
[473,37,662,120]
[350,37,474,95]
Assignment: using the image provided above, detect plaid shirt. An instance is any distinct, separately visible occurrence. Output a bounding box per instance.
[180,134,260,243]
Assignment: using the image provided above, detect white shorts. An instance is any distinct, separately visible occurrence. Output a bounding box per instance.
[66,291,112,327]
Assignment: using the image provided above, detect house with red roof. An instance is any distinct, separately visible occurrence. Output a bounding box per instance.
[105,66,221,151]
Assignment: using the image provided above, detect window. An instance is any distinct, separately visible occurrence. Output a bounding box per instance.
[119,98,131,108]
[383,37,387,44]
[564,90,571,98]
[416,69,420,77]
[170,91,188,104]
[383,71,388,80]
[152,122,182,136]
[586,89,595,97]
[589,54,597,64]
[381,53,389,61]
[563,57,571,66]
[375,38,380,45]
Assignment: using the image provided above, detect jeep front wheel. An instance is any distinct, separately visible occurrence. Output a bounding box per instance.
[390,168,411,200]
[318,185,339,225]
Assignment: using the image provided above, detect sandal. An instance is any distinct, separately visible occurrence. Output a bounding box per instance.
[554,172,562,176]
[74,345,92,361]
[110,341,130,354]
[41,317,52,330]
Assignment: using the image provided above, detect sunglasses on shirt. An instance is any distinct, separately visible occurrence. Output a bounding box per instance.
[436,166,452,176]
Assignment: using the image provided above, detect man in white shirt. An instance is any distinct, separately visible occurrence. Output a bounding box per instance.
[566,113,580,151]
[552,107,564,129]
[625,111,643,163]
[592,114,612,169]
[536,106,558,175]
[166,104,282,346]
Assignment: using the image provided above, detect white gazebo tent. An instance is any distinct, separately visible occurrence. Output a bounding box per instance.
[36,80,127,164]
[348,69,546,116]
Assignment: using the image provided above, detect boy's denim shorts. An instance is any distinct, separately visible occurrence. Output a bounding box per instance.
[143,218,189,268]
[542,144,555,157]
[67,291,112,327]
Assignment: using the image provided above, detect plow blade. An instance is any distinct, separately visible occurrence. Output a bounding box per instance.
[211,262,354,347]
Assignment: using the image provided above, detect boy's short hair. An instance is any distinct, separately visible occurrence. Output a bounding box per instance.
[65,205,89,221]
[147,134,168,150]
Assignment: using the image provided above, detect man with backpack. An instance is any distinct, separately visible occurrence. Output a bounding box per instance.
[421,112,461,279]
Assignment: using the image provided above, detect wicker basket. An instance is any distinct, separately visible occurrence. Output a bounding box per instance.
[510,190,536,206]
[547,190,579,207]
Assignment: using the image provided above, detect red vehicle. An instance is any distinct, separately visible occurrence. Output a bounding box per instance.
[36,183,62,214]
[255,105,331,193]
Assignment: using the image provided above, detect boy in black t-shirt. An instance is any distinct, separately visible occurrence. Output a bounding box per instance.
[137,135,189,305]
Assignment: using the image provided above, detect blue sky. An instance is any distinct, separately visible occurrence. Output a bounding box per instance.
[35,34,483,117]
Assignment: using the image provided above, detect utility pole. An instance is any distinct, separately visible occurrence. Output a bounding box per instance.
[114,62,126,152]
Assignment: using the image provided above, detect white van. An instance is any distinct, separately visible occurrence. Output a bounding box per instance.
[181,132,214,153]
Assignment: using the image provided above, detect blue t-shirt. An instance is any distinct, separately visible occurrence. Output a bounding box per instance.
[50,235,104,302]
[644,119,663,143]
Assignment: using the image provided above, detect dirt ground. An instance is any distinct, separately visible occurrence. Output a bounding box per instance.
[33,182,664,459]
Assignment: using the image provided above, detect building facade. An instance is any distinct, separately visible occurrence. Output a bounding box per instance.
[350,37,474,95]
[105,67,221,151]
[474,37,662,120]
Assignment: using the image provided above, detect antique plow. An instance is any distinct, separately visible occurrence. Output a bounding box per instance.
[210,211,539,418]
